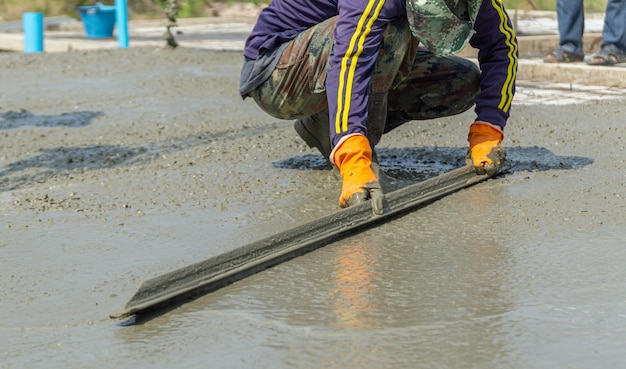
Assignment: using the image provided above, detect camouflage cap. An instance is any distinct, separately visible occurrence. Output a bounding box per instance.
[406,0,481,56]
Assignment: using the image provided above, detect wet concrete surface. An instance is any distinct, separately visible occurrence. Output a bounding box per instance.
[1,48,625,368]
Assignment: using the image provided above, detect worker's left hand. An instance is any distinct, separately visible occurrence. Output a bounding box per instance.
[466,121,506,176]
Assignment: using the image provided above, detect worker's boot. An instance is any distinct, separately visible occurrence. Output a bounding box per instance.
[294,112,332,166]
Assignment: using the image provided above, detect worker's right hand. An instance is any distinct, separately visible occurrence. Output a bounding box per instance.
[332,134,384,215]
[466,121,506,176]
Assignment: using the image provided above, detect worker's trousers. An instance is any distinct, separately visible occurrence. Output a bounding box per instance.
[247,16,480,147]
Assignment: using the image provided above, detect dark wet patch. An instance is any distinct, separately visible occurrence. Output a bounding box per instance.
[0,145,153,192]
[506,146,594,171]
[0,109,105,129]
[273,145,594,181]
[273,154,331,170]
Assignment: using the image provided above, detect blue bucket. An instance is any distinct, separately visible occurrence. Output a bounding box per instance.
[77,2,116,38]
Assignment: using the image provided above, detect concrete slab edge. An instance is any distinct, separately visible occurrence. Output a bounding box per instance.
[518,59,626,89]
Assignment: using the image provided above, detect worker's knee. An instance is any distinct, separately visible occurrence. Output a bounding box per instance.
[387,55,480,121]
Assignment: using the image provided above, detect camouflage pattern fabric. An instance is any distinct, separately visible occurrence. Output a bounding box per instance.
[248,18,416,121]
[384,48,480,133]
[248,16,480,142]
[247,18,336,120]
[406,0,482,56]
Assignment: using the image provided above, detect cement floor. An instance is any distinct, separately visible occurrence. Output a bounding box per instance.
[1,47,625,368]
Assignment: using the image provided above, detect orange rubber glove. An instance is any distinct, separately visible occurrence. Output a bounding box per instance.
[332,134,384,215]
[466,121,506,176]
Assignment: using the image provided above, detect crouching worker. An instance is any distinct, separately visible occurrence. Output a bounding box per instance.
[239,0,518,215]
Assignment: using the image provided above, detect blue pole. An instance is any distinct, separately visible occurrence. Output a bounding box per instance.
[23,12,44,53]
[115,0,129,48]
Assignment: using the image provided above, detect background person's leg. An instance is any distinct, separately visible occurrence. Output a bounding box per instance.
[556,0,585,54]
[586,0,626,65]
[544,0,585,62]
[601,0,626,51]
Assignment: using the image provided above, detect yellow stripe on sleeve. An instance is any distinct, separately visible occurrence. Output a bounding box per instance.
[334,0,386,135]
[491,0,518,113]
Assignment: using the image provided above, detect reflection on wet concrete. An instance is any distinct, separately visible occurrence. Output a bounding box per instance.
[330,240,379,330]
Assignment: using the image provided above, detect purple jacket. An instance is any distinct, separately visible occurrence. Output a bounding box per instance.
[243,0,518,142]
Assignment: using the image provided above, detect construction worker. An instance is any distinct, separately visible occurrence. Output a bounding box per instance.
[239,0,518,215]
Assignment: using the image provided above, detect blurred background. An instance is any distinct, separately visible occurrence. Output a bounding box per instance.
[0,0,611,22]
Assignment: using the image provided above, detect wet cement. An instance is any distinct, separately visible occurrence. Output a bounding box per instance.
[1,47,625,368]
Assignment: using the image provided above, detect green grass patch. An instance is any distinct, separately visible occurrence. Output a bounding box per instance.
[503,0,607,12]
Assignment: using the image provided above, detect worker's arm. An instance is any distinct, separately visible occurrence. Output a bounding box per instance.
[467,0,518,174]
